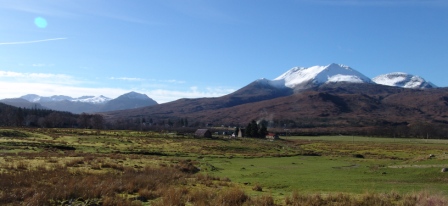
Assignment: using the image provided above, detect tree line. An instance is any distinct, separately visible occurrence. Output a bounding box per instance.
[3,102,448,139]
[0,103,104,129]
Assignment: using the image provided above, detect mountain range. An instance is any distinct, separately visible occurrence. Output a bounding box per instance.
[261,63,435,90]
[103,63,446,134]
[0,91,158,114]
[1,63,444,134]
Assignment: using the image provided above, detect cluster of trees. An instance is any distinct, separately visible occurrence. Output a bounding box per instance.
[77,113,105,129]
[233,120,268,138]
[107,117,200,131]
[3,102,448,140]
[368,123,448,139]
[0,103,104,129]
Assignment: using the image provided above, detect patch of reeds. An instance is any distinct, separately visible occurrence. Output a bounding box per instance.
[284,190,448,206]
[0,161,195,205]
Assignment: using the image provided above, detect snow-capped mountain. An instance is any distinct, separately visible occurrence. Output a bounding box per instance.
[0,92,158,113]
[20,94,42,102]
[74,96,111,104]
[372,72,437,89]
[21,94,73,103]
[267,63,372,90]
[20,94,111,104]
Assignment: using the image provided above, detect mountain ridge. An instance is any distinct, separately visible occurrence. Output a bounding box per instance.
[273,63,373,89]
[0,63,441,116]
[101,63,447,134]
[372,72,437,89]
[0,91,158,114]
[103,83,448,133]
[20,94,111,104]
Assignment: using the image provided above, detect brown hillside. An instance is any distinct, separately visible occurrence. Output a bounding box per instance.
[104,83,448,134]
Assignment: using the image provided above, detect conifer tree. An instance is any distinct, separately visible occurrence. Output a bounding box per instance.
[245,123,251,137]
[259,123,268,138]
[251,120,259,137]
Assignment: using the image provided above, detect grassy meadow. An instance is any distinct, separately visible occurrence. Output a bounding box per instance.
[1,128,448,205]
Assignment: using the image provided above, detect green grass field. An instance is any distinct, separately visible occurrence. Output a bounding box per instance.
[201,136,448,195]
[1,128,448,205]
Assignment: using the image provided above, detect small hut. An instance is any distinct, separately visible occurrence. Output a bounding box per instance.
[194,129,212,138]
[238,128,246,138]
[266,132,280,140]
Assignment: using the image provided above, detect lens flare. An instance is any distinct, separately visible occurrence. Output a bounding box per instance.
[34,17,47,28]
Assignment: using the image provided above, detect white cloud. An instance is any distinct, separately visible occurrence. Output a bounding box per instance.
[111,77,187,84]
[0,71,235,104]
[0,81,235,104]
[32,63,54,67]
[0,70,77,85]
[0,82,128,99]
[160,79,186,84]
[0,38,67,45]
[109,77,144,81]
[142,86,235,103]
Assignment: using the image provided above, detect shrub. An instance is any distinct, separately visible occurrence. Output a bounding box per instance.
[187,188,216,206]
[248,194,275,206]
[353,154,364,158]
[213,188,248,206]
[252,183,263,192]
[176,160,200,174]
[152,187,186,206]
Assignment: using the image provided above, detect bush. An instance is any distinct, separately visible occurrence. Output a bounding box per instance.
[353,154,364,158]
[213,188,248,206]
[252,183,263,192]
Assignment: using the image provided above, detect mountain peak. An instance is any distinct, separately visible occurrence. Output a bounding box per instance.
[273,63,372,89]
[119,91,150,100]
[20,94,41,102]
[372,72,437,89]
[100,91,158,112]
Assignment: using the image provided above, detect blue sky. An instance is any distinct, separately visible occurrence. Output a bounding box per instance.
[0,0,447,103]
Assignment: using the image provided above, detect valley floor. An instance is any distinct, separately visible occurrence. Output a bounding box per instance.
[1,128,447,205]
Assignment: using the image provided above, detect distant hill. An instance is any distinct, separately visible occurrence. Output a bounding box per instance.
[0,98,47,110]
[0,91,158,114]
[99,92,158,112]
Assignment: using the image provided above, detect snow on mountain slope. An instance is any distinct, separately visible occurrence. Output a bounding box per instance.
[21,94,74,102]
[273,63,372,89]
[372,72,437,89]
[20,94,111,104]
[20,94,42,102]
[75,95,111,104]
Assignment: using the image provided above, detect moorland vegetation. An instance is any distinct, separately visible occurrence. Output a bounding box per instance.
[1,128,448,205]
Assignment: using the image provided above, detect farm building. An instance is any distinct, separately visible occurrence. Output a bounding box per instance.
[238,128,246,137]
[194,129,212,138]
[266,132,280,140]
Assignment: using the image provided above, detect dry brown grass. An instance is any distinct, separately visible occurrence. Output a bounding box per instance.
[247,194,276,206]
[214,187,249,206]
[2,128,448,205]
[0,158,200,205]
[284,190,448,206]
